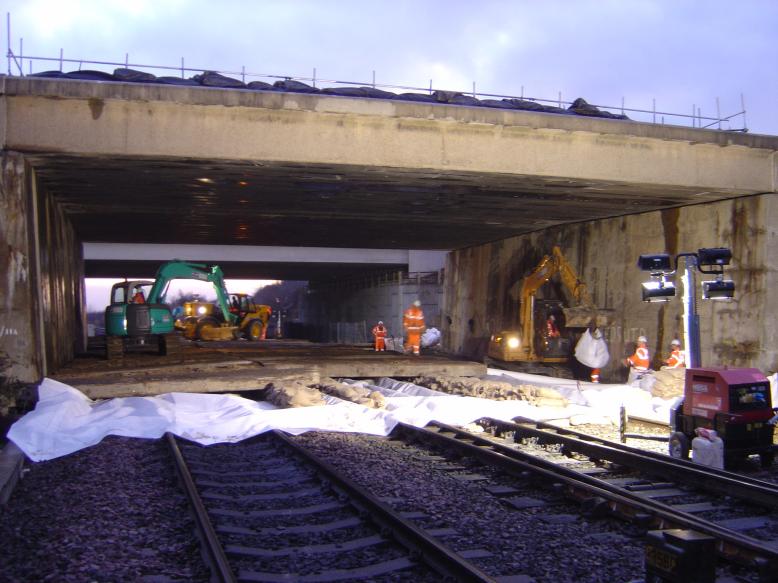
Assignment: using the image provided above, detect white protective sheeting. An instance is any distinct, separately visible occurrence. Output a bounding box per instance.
[486,369,680,425]
[9,371,679,462]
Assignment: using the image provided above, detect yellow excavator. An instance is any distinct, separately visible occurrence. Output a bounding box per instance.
[488,246,611,366]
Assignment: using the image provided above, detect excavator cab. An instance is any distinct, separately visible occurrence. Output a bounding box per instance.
[535,301,570,359]
[104,279,178,361]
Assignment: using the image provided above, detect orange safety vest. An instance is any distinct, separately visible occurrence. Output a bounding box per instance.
[403,307,425,332]
[372,325,387,339]
[665,349,685,368]
[627,346,650,371]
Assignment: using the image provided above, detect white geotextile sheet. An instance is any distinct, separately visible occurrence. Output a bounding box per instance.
[484,369,680,425]
[9,373,680,462]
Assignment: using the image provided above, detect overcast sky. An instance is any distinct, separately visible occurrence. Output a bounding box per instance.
[5,0,777,134]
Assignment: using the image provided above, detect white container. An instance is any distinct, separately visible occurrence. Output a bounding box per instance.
[692,435,724,469]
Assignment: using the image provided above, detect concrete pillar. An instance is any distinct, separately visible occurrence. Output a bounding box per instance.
[0,152,39,413]
[0,152,86,413]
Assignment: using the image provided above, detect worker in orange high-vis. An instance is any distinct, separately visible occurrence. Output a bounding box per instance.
[372,321,388,352]
[624,335,650,384]
[131,286,146,304]
[546,314,560,338]
[588,328,606,383]
[403,300,425,356]
[665,339,685,369]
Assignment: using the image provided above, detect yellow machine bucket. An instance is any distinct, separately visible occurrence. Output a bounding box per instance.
[198,325,238,341]
[562,307,613,328]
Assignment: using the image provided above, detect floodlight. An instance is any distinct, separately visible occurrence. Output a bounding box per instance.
[702,279,734,300]
[637,254,672,273]
[642,279,676,302]
[698,247,732,267]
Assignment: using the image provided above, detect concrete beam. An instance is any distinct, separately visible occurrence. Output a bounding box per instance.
[3,76,777,194]
[82,243,447,279]
[51,357,487,398]
[83,242,413,264]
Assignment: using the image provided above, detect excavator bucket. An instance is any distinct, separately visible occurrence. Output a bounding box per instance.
[198,325,239,341]
[562,307,614,328]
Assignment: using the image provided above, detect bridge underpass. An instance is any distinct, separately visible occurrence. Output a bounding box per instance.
[2,74,777,403]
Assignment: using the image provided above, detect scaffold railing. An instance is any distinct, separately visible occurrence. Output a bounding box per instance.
[4,12,747,132]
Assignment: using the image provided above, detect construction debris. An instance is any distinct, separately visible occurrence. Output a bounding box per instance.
[264,381,325,408]
[650,368,686,399]
[412,375,569,408]
[317,378,387,409]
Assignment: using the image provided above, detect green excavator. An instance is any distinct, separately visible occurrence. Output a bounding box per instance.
[104,260,243,361]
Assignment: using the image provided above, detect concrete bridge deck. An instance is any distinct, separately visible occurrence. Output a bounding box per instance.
[50,339,486,399]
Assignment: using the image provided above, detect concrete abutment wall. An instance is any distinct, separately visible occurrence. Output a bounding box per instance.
[0,152,85,413]
[443,193,778,381]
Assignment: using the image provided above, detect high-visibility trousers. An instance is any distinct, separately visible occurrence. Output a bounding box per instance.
[405,332,421,355]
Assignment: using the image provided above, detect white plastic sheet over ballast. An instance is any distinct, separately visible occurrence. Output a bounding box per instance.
[8,370,680,462]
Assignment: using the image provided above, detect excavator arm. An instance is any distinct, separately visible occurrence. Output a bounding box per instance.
[147,261,238,325]
[519,252,560,354]
[553,246,592,306]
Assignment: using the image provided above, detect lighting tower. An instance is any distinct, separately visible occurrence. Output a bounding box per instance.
[637,247,734,367]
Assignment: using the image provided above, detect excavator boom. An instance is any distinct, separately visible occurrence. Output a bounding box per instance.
[148,260,237,326]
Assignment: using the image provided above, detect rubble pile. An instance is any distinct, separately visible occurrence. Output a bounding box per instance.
[263,381,326,408]
[317,378,386,409]
[412,375,569,408]
[650,368,686,399]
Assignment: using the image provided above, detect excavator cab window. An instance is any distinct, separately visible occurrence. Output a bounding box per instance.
[111,284,128,305]
[535,301,569,358]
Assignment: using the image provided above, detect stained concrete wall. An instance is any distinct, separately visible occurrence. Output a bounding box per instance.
[0,153,38,412]
[443,194,778,381]
[0,152,85,412]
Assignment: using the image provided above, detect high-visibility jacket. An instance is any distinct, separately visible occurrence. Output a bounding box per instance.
[665,349,685,368]
[627,346,650,371]
[403,306,425,354]
[403,307,425,333]
[372,324,387,351]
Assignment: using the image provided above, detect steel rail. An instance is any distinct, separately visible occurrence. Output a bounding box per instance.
[500,417,778,504]
[166,433,237,583]
[394,422,778,571]
[273,430,497,583]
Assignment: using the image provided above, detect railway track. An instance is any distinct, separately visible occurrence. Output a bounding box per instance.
[166,432,497,582]
[392,418,778,578]
[166,414,778,582]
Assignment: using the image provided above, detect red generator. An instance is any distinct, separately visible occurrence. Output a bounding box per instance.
[669,367,777,468]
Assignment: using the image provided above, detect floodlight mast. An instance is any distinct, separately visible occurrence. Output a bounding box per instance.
[676,253,702,368]
[637,248,733,369]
